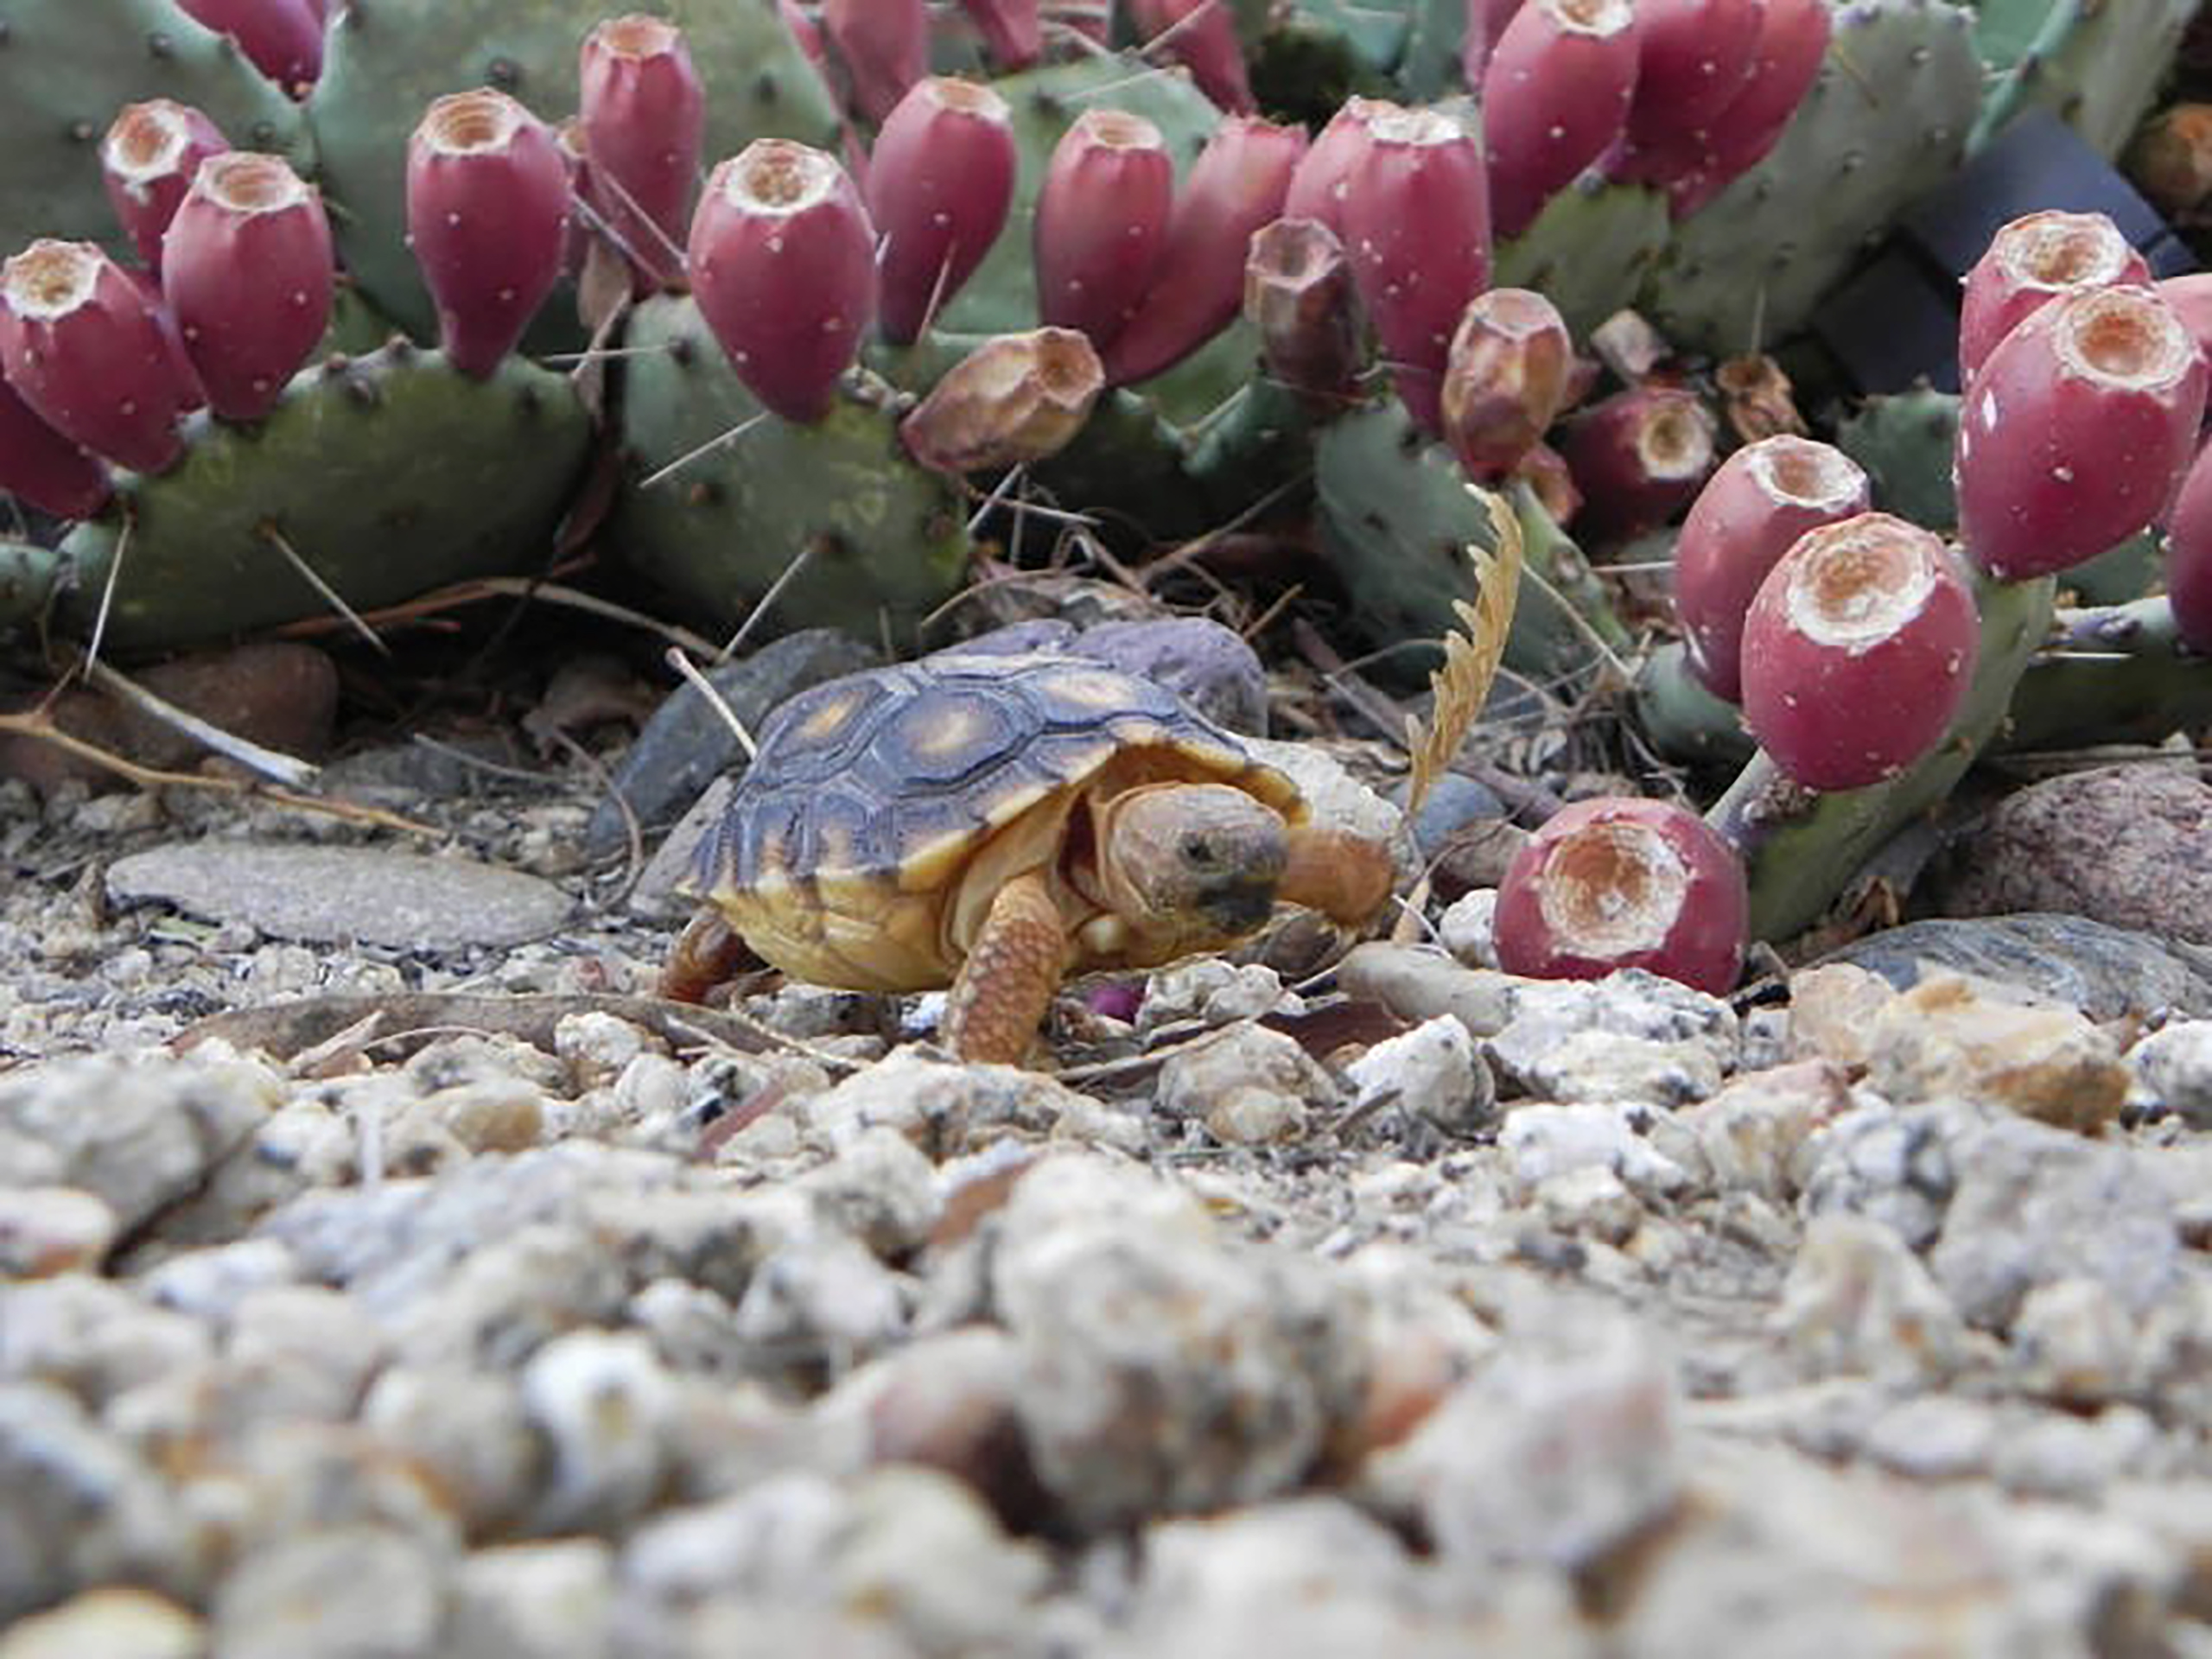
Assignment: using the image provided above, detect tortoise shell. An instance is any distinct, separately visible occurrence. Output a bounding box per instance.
[690,651,1304,991]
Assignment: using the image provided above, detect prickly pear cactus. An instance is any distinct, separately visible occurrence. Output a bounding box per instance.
[1969,0,2198,160]
[56,341,592,650]
[612,295,969,645]
[308,0,838,339]
[1640,0,1981,356]
[0,0,307,252]
[1495,180,1671,341]
[1835,385,1961,531]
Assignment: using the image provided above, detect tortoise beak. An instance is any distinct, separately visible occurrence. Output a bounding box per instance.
[1197,874,1278,936]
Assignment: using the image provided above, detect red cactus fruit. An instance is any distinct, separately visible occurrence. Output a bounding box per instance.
[1243,216,1359,403]
[0,374,111,520]
[2157,272,2212,365]
[1282,96,1386,237]
[174,0,324,91]
[406,90,570,379]
[900,327,1104,474]
[1493,796,1746,995]
[160,152,332,422]
[0,240,203,474]
[690,140,877,424]
[960,0,1043,68]
[1557,383,1717,543]
[1516,436,1581,524]
[1103,115,1306,387]
[868,77,1017,346]
[1339,104,1491,433]
[1738,512,1980,791]
[101,101,230,276]
[1462,0,1528,83]
[1033,108,1173,353]
[1128,0,1255,114]
[822,0,927,124]
[1956,285,2208,582]
[1673,435,1870,702]
[1680,0,1831,207]
[1482,0,1639,241]
[1617,0,1761,151]
[1439,286,1574,480]
[579,16,704,293]
[1957,211,2152,389]
[2161,436,2212,652]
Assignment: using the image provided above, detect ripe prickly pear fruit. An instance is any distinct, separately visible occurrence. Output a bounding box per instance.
[1617,0,1761,151]
[1674,435,1870,702]
[0,240,203,474]
[406,90,570,379]
[1494,795,1746,995]
[1558,383,1716,543]
[0,375,111,520]
[579,16,705,293]
[960,0,1042,68]
[1244,216,1359,404]
[1439,286,1573,480]
[1482,0,1638,241]
[1957,211,2152,389]
[900,327,1103,474]
[2157,272,2212,363]
[1462,0,1528,83]
[2161,436,2212,652]
[1128,0,1255,114]
[822,0,927,124]
[1956,286,2207,582]
[102,102,230,276]
[1282,97,1386,237]
[1339,104,1491,433]
[1675,0,1831,213]
[869,77,1017,346]
[173,0,324,91]
[161,153,332,423]
[1034,108,1173,353]
[1739,512,1979,791]
[1103,115,1307,387]
[690,140,877,424]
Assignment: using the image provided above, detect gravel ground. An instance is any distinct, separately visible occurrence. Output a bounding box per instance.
[6,698,2212,1659]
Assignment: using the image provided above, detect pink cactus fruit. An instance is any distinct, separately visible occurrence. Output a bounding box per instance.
[579,16,705,292]
[1616,0,1762,153]
[0,374,111,520]
[1673,435,1871,702]
[1482,0,1639,241]
[1282,96,1386,238]
[1493,795,1747,995]
[1339,104,1491,433]
[900,327,1104,474]
[959,0,1043,68]
[1243,215,1360,403]
[1557,383,1717,542]
[101,101,231,276]
[868,77,1017,346]
[822,0,927,124]
[1033,108,1174,353]
[1462,0,1529,83]
[173,0,325,92]
[1957,210,2152,389]
[160,152,333,423]
[1956,285,2208,582]
[690,140,877,424]
[1128,0,1255,114]
[1103,115,1307,386]
[1439,287,1573,480]
[406,90,571,379]
[1738,512,1980,791]
[2157,272,2212,365]
[0,240,203,474]
[2160,436,2212,651]
[1675,0,1832,212]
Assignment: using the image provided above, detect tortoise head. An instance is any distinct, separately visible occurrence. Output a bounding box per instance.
[1096,782,1290,944]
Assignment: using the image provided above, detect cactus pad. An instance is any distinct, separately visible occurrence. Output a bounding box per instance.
[1970,0,2198,162]
[1495,178,1671,344]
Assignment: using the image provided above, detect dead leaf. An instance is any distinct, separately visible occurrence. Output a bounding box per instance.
[1402,486,1522,821]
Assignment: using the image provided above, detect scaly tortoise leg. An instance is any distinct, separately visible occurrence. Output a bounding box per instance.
[943,869,1068,1065]
[1279,823,1395,928]
[658,908,754,1003]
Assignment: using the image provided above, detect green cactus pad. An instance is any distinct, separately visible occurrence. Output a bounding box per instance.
[1495,179,1672,341]
[0,0,307,255]
[1640,0,1980,358]
[1969,0,2197,161]
[307,0,839,340]
[611,294,969,647]
[0,539,64,634]
[2000,595,2212,753]
[1835,385,1961,531]
[56,342,592,651]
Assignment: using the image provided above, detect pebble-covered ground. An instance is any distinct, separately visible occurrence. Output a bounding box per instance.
[7,643,2212,1659]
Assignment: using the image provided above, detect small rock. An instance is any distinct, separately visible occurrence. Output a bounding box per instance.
[1437,887,1502,968]
[801,1049,1095,1157]
[795,1125,941,1260]
[732,1219,910,1387]
[447,1540,615,1659]
[1784,962,1897,1071]
[1659,1059,1854,1203]
[521,1330,677,1532]
[223,1284,386,1423]
[1070,617,1269,734]
[1534,1165,1642,1245]
[1821,912,2212,1020]
[209,1525,447,1659]
[1139,960,1287,1030]
[0,1587,202,1659]
[2125,1019,2212,1126]
[554,1011,661,1094]
[359,1367,542,1540]
[1499,1103,1689,1199]
[0,1276,213,1408]
[1156,1024,1338,1146]
[2010,1276,2141,1406]
[1771,1213,1970,1384]
[1991,1404,2161,1501]
[1503,1027,1725,1108]
[0,1185,117,1275]
[1796,1098,1963,1251]
[1341,1014,1497,1139]
[137,1237,302,1322]
[1336,942,1524,1038]
[1859,1394,2000,1480]
[1865,974,2127,1132]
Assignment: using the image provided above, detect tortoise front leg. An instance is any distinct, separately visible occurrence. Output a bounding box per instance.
[944,870,1068,1065]
[1279,823,1395,928]
[658,907,753,1003]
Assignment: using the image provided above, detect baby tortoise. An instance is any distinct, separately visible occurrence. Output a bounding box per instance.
[660,651,1396,1064]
